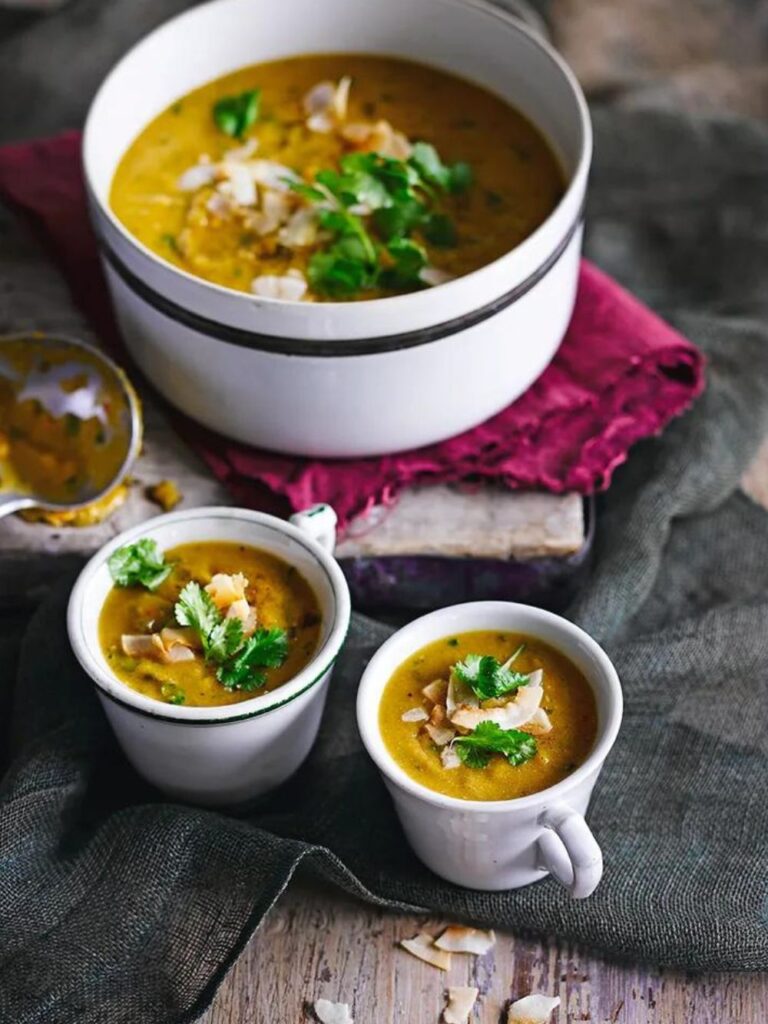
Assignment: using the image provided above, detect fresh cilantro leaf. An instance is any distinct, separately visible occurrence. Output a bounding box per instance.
[422,212,457,247]
[380,236,427,290]
[174,581,243,662]
[213,88,261,138]
[372,197,425,240]
[309,208,380,296]
[288,181,328,203]
[453,653,531,700]
[448,160,473,194]
[108,539,171,591]
[216,627,289,691]
[316,167,391,211]
[409,142,450,189]
[454,721,537,768]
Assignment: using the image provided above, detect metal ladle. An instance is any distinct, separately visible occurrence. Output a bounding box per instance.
[0,333,142,519]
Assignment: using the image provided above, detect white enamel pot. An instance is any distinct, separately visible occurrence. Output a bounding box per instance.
[357,602,622,896]
[83,0,591,458]
[67,504,350,807]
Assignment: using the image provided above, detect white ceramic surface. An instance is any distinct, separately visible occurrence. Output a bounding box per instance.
[83,0,591,457]
[67,504,351,806]
[356,602,622,896]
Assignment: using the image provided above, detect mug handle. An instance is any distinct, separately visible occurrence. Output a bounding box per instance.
[536,803,603,899]
[289,503,338,553]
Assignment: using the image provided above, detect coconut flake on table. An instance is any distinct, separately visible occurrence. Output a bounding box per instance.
[399,932,452,970]
[443,986,479,1024]
[401,707,429,723]
[434,925,496,955]
[251,271,308,301]
[507,994,561,1023]
[313,999,354,1024]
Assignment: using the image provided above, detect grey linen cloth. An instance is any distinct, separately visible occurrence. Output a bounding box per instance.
[2,3,768,1021]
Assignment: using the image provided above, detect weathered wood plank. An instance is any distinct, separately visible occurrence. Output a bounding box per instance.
[201,883,768,1023]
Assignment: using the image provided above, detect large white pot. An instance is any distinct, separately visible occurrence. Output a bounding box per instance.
[83,0,591,457]
[67,504,351,807]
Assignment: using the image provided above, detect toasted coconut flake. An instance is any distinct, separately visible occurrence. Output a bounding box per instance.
[121,633,168,662]
[304,78,351,133]
[422,679,448,704]
[507,994,560,1023]
[205,572,248,609]
[247,188,292,236]
[177,163,217,191]
[525,708,553,734]
[401,707,429,723]
[446,675,479,716]
[206,191,232,217]
[424,723,456,747]
[248,159,299,192]
[399,932,452,970]
[419,266,455,287]
[165,644,195,664]
[341,119,411,158]
[160,627,200,651]
[313,999,354,1024]
[434,925,496,955]
[218,162,257,206]
[443,986,479,1024]
[441,745,462,770]
[224,138,258,162]
[278,206,319,247]
[251,272,308,301]
[450,683,544,733]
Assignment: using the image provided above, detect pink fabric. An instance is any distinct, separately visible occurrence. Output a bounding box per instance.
[0,131,705,528]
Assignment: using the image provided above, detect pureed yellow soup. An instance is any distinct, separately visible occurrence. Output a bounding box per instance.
[379,630,597,801]
[110,54,564,301]
[99,539,321,707]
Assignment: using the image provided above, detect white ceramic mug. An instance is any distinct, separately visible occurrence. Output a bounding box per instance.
[356,602,622,897]
[67,504,350,806]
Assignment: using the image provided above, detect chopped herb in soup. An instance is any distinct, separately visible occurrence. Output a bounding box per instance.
[379,631,597,801]
[99,539,322,707]
[111,54,564,301]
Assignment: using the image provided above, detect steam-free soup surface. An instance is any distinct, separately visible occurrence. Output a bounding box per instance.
[111,54,563,300]
[99,541,321,707]
[379,630,597,801]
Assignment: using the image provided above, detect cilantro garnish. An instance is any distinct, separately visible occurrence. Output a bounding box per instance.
[213,88,261,138]
[216,628,290,691]
[454,721,537,768]
[292,142,471,297]
[453,651,531,700]
[173,581,288,690]
[174,582,244,662]
[108,539,172,591]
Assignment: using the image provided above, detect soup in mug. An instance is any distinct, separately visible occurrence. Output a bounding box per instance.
[99,538,321,707]
[379,630,597,801]
[111,54,564,301]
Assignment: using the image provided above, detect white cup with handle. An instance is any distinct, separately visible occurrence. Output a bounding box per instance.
[356,601,622,897]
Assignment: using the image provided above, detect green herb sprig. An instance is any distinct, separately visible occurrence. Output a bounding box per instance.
[173,581,288,691]
[108,539,172,591]
[454,720,537,768]
[213,88,261,139]
[452,645,529,700]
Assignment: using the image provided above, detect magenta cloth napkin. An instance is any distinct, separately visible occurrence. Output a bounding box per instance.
[0,132,705,528]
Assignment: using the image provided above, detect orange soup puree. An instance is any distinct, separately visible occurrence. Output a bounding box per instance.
[110,54,563,300]
[379,630,597,801]
[99,540,321,707]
